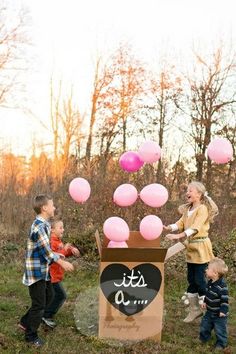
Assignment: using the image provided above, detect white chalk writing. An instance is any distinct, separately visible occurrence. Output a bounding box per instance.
[115,290,130,305]
[114,270,147,288]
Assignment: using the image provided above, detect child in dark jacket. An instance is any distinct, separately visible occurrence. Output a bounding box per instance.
[43,217,80,327]
[199,257,229,351]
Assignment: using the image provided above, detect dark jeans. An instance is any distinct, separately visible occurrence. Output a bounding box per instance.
[187,262,207,296]
[21,280,54,341]
[200,310,228,348]
[44,282,67,318]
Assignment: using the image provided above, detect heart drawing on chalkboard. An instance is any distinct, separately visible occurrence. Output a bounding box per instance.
[100,263,162,316]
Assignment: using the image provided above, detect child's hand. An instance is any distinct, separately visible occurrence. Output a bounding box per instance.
[57,259,74,272]
[219,312,226,317]
[163,225,171,231]
[71,247,80,257]
[200,303,206,310]
[64,243,72,251]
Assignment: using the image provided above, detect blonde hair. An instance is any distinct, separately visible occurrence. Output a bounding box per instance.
[50,216,63,229]
[209,257,228,277]
[178,181,218,223]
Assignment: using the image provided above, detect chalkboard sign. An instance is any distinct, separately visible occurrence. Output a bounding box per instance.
[100,263,162,316]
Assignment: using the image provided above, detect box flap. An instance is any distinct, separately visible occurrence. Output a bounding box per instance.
[103,231,161,248]
[101,248,167,262]
[165,242,185,261]
[95,229,102,257]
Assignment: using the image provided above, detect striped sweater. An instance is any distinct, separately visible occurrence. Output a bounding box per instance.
[204,277,229,315]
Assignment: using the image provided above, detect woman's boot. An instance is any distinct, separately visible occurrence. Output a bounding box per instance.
[183,293,202,323]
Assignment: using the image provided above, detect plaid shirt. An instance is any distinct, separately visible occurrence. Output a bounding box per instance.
[22,216,60,286]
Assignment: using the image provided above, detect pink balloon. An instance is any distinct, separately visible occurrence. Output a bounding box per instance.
[103,217,129,242]
[119,151,144,172]
[140,183,168,207]
[107,241,128,248]
[138,141,161,163]
[113,184,138,207]
[207,138,233,164]
[69,177,91,203]
[140,215,163,240]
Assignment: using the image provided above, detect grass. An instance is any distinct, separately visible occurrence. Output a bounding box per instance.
[0,259,235,354]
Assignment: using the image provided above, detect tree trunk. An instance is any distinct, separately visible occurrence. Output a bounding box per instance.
[86,97,97,160]
[122,117,127,152]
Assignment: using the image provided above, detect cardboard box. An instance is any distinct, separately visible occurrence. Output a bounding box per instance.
[96,230,168,342]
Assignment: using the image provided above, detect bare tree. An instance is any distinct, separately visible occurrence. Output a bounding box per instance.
[144,65,182,181]
[0,4,30,108]
[50,79,83,180]
[111,43,146,152]
[50,77,61,165]
[28,152,53,187]
[85,56,114,160]
[176,47,236,189]
[95,43,146,169]
[0,153,28,225]
[217,113,236,193]
[59,88,83,170]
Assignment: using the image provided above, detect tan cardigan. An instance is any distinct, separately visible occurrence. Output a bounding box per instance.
[175,204,214,264]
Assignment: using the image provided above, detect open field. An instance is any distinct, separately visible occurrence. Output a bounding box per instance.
[0,259,235,354]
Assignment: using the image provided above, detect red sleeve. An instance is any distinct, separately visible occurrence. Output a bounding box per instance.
[64,247,73,257]
[55,247,72,257]
[56,248,67,256]
[50,236,73,257]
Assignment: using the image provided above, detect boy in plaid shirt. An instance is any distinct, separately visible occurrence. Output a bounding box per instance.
[19,195,74,347]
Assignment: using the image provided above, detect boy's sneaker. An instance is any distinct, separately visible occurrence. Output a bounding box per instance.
[42,317,57,328]
[26,337,44,347]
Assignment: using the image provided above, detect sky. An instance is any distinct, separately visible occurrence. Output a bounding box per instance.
[1,0,236,156]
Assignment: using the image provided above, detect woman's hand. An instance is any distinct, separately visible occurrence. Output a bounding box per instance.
[166,232,186,241]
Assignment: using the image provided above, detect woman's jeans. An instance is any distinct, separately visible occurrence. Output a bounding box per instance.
[187,262,208,296]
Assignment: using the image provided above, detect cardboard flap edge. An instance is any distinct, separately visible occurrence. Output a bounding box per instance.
[95,229,102,258]
[101,248,168,262]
